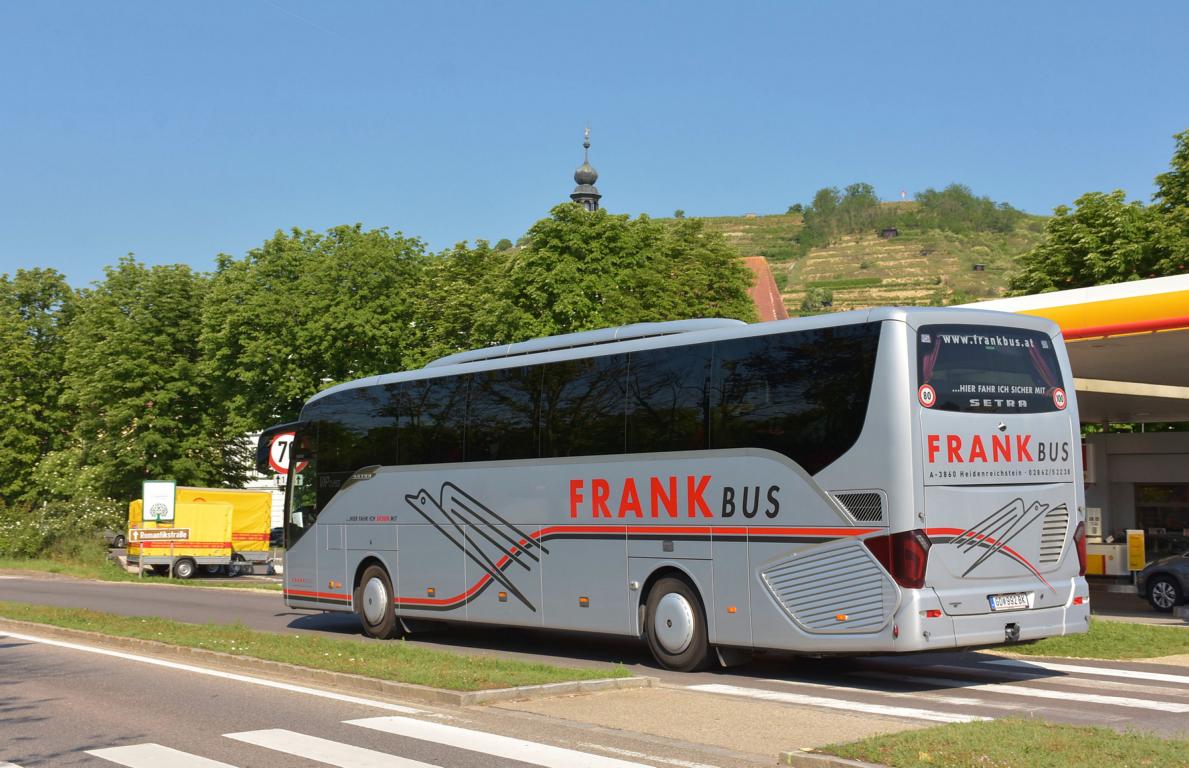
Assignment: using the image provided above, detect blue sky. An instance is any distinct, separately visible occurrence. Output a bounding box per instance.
[2,1,1186,286]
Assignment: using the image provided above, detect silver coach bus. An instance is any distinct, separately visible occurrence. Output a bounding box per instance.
[257,307,1090,671]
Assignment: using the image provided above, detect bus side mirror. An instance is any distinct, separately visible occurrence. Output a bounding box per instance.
[256,421,305,475]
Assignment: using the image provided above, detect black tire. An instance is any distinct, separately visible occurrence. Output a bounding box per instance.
[355,564,399,639]
[1148,576,1183,613]
[173,558,197,579]
[644,576,711,672]
[201,564,224,576]
[114,534,126,549]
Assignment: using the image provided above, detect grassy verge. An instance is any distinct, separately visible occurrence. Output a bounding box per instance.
[0,601,631,690]
[0,556,282,591]
[822,719,1187,768]
[998,618,1188,661]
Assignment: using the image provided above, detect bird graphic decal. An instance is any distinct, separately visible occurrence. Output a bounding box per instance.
[403,483,548,611]
[950,497,1067,586]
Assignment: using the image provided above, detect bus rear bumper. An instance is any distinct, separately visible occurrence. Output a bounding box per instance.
[892,593,1091,652]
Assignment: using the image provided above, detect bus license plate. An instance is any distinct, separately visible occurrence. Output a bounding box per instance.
[989,592,1028,611]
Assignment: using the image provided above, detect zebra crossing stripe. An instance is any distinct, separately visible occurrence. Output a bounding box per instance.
[87,744,238,767]
[854,671,1189,713]
[983,658,1189,686]
[225,730,439,767]
[686,683,989,723]
[348,715,681,767]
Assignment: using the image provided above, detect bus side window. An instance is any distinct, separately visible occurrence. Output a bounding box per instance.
[711,324,879,474]
[466,366,541,461]
[627,344,712,453]
[540,354,627,458]
[398,376,468,465]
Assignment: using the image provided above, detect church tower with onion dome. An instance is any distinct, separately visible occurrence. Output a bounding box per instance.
[570,127,601,211]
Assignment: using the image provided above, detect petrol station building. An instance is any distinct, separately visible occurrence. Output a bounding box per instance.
[970,274,1189,568]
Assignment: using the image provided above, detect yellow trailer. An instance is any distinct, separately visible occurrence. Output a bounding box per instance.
[127,499,234,579]
[176,487,273,566]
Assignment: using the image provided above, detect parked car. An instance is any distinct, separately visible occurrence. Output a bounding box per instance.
[1136,550,1189,612]
[101,529,126,549]
[269,527,284,548]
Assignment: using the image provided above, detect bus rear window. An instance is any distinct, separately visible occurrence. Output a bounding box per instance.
[917,324,1065,414]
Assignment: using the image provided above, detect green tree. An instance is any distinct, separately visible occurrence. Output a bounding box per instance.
[0,269,75,502]
[46,257,226,502]
[800,287,833,314]
[1010,129,1189,294]
[201,225,430,433]
[452,204,755,345]
[1009,192,1163,293]
[494,238,514,252]
[673,209,686,219]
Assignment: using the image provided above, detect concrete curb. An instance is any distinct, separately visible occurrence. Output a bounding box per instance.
[779,750,889,768]
[0,617,654,707]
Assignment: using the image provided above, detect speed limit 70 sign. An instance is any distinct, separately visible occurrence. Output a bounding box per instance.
[268,432,307,474]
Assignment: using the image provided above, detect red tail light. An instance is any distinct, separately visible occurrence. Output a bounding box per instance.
[864,529,931,589]
[1073,521,1087,577]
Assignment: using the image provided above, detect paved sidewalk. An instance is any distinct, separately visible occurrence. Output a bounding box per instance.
[497,686,924,759]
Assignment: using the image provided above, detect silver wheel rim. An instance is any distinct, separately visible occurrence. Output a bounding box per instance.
[654,592,695,654]
[1152,582,1177,609]
[362,576,388,625]
[176,562,191,578]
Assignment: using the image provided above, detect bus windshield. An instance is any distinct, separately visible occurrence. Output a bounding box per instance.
[917,323,1065,414]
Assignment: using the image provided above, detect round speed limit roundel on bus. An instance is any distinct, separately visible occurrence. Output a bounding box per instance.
[1052,387,1067,410]
[918,384,936,408]
[268,431,307,474]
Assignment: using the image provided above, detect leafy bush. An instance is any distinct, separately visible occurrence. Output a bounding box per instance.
[0,496,123,558]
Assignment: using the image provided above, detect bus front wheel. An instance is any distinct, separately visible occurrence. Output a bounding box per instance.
[356,564,398,639]
[644,577,711,672]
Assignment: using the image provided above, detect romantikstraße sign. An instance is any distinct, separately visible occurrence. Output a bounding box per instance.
[129,528,190,542]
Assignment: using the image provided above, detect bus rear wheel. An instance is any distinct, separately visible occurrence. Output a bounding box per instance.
[356,564,398,639]
[645,577,711,672]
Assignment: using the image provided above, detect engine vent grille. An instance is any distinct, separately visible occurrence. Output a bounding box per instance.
[1039,504,1070,565]
[761,544,897,633]
[833,491,885,522]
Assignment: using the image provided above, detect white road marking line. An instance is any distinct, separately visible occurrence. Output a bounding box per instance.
[348,716,655,767]
[87,744,238,767]
[984,658,1189,685]
[0,576,25,580]
[0,762,27,767]
[685,683,988,724]
[0,630,423,715]
[854,671,1189,713]
[575,743,723,768]
[912,665,1189,698]
[754,675,989,707]
[225,730,439,767]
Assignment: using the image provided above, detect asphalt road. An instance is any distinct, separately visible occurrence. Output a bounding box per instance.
[0,632,743,767]
[2,573,1187,740]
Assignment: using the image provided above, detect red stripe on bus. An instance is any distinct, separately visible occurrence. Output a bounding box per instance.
[532,525,878,538]
[232,533,271,541]
[285,589,349,601]
[395,574,493,606]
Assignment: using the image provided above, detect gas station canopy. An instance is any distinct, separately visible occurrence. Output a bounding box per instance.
[968,274,1189,424]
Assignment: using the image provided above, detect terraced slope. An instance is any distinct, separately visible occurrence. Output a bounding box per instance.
[686,209,1046,314]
